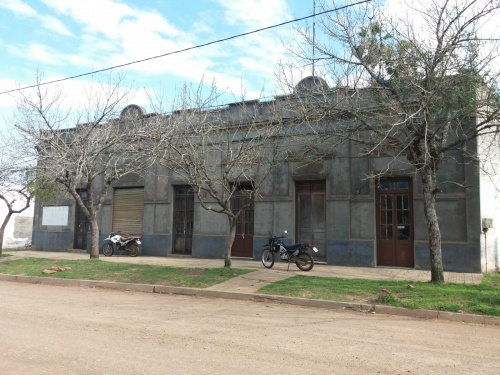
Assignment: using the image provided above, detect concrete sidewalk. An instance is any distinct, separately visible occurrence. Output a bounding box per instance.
[1,250,497,326]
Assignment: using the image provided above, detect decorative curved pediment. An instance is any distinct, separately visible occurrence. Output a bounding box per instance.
[119,104,146,121]
[294,76,329,94]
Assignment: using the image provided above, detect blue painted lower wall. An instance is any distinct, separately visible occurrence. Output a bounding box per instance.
[31,230,482,273]
[252,237,268,261]
[327,240,374,267]
[192,235,225,258]
[415,243,481,273]
[140,235,171,256]
[32,231,74,252]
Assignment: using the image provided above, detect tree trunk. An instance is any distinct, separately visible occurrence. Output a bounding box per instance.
[0,228,4,255]
[89,215,100,259]
[420,167,445,283]
[0,213,13,255]
[224,216,237,269]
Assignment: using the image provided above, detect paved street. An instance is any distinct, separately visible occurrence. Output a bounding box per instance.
[1,281,499,375]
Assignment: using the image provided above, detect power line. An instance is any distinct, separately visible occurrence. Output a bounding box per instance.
[0,0,371,95]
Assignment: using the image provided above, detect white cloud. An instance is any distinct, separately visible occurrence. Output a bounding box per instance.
[41,0,134,39]
[0,79,18,109]
[38,0,201,75]
[39,14,75,37]
[41,0,181,40]
[0,74,149,119]
[190,20,213,35]
[0,0,37,17]
[1,0,300,107]
[36,0,288,95]
[7,42,62,65]
[0,0,74,37]
[211,0,295,90]
[217,0,292,28]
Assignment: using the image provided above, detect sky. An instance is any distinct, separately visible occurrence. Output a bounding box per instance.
[0,0,497,130]
[0,0,326,127]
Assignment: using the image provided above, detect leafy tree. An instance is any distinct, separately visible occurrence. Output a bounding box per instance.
[279,0,500,282]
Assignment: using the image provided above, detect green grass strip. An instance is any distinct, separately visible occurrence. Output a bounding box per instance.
[259,274,500,316]
[0,257,253,289]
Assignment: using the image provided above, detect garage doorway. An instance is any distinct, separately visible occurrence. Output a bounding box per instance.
[112,188,144,236]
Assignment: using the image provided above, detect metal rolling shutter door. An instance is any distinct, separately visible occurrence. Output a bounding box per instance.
[112,188,144,235]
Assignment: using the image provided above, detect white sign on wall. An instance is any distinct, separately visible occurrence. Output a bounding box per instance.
[42,206,69,226]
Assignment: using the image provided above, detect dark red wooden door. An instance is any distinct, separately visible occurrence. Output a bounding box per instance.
[296,181,326,261]
[231,190,254,258]
[376,179,414,267]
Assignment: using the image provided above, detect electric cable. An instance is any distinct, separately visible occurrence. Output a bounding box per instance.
[0,0,371,95]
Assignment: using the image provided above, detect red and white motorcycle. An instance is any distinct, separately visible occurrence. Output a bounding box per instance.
[101,233,141,257]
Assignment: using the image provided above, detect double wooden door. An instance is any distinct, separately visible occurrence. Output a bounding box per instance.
[74,190,89,250]
[296,181,326,261]
[173,186,194,255]
[231,189,254,258]
[376,179,414,267]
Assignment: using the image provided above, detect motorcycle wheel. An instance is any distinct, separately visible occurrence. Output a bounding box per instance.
[295,252,314,271]
[261,248,275,268]
[102,243,113,257]
[126,243,139,257]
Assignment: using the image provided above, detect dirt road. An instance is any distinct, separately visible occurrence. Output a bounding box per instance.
[1,281,499,375]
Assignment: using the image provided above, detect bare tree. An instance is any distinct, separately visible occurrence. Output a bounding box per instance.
[151,82,287,268]
[0,130,33,254]
[278,0,500,282]
[12,74,152,258]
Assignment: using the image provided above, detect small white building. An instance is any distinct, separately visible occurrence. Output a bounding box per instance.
[1,199,34,249]
[478,131,500,272]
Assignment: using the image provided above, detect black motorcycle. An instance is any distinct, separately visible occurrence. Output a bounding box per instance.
[261,230,319,271]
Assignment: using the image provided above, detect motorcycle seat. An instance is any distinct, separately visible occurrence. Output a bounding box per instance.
[119,236,135,241]
[283,243,303,251]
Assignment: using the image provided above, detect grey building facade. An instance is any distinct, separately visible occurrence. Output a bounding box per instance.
[31,80,499,273]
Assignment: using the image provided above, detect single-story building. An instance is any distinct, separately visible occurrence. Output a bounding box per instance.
[31,77,500,273]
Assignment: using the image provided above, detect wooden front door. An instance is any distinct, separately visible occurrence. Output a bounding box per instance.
[376,178,414,267]
[173,186,194,255]
[231,188,254,257]
[296,181,326,261]
[74,190,89,250]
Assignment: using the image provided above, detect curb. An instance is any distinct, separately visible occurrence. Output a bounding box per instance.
[1,274,499,326]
